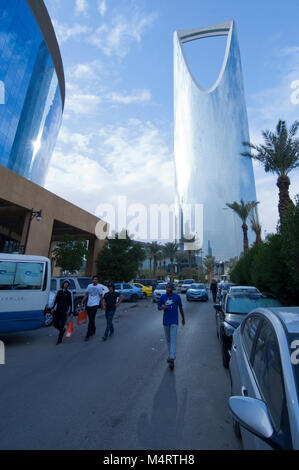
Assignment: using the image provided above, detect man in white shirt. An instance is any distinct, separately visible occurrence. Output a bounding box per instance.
[81,275,103,341]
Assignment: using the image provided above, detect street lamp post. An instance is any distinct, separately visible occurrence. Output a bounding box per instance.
[21,209,43,254]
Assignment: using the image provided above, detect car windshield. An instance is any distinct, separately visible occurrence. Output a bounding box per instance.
[190,284,205,289]
[156,283,167,289]
[231,287,258,292]
[114,283,122,289]
[183,280,194,284]
[287,333,299,400]
[78,278,92,289]
[227,295,282,314]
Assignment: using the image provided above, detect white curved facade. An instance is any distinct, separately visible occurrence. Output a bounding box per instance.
[174,21,257,259]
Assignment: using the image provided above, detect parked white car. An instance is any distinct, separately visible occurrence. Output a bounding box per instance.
[153,282,169,303]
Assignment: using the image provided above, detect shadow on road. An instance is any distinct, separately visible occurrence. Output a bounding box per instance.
[137,368,188,450]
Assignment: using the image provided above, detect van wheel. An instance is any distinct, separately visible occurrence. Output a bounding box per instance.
[44,312,53,327]
[74,299,83,315]
[131,294,138,302]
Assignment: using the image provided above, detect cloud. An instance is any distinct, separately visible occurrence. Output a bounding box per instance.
[98,0,107,17]
[106,89,151,104]
[53,20,92,44]
[45,119,174,236]
[87,10,158,58]
[75,0,89,16]
[64,93,101,117]
[68,61,104,81]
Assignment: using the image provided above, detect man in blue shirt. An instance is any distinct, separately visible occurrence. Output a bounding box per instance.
[158,282,185,368]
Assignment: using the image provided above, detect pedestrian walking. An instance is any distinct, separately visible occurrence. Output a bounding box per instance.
[101,283,124,341]
[210,279,218,303]
[81,275,103,341]
[157,282,185,369]
[51,280,73,345]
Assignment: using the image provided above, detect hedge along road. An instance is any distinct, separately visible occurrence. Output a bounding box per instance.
[0,295,241,450]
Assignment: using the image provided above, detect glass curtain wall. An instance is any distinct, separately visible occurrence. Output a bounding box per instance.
[0,0,62,186]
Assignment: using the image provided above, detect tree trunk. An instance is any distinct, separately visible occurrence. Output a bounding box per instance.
[255,229,262,245]
[149,257,152,273]
[277,175,294,220]
[242,223,249,255]
[153,256,157,277]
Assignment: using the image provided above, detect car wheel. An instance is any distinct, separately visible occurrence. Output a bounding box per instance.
[74,299,83,315]
[142,292,147,299]
[186,297,190,302]
[44,312,53,327]
[220,334,230,369]
[131,294,138,302]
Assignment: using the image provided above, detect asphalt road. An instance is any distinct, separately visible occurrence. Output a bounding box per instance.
[0,295,242,450]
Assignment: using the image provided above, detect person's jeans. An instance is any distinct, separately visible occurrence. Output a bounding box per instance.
[164,324,178,360]
[104,309,116,338]
[86,306,98,337]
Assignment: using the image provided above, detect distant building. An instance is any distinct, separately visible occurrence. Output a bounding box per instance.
[174,21,257,259]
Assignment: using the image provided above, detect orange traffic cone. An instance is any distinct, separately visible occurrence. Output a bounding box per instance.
[66,321,73,338]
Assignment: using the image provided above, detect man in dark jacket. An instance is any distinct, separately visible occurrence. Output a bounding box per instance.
[51,280,73,345]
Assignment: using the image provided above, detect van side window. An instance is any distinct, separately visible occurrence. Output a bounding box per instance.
[0,261,44,290]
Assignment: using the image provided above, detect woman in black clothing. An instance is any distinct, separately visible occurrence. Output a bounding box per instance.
[51,280,73,345]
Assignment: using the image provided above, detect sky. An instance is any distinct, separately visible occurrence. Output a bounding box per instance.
[44,0,299,246]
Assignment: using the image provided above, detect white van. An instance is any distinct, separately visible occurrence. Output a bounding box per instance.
[0,254,51,333]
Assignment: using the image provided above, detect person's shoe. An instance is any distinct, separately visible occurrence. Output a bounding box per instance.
[56,338,62,345]
[169,359,174,370]
[84,336,90,342]
[102,336,107,341]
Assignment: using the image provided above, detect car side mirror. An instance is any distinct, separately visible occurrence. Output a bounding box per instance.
[214,304,222,311]
[229,397,281,450]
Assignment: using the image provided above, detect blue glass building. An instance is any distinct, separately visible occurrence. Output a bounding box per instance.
[174,21,257,260]
[0,0,64,186]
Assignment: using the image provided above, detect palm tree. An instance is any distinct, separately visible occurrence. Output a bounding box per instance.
[175,250,187,274]
[226,200,259,255]
[146,244,153,273]
[163,242,179,281]
[203,255,215,283]
[242,120,299,220]
[250,211,262,245]
[147,241,161,277]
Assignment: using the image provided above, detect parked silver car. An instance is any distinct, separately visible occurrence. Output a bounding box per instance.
[229,307,299,449]
[180,279,195,294]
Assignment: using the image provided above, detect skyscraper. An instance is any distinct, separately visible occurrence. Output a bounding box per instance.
[0,0,64,186]
[174,21,257,259]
